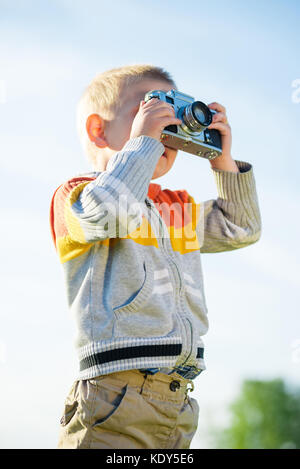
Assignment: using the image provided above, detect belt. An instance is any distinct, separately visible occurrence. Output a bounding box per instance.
[139,365,203,380]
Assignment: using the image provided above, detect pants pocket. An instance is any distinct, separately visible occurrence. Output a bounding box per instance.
[60,381,79,427]
[89,378,130,429]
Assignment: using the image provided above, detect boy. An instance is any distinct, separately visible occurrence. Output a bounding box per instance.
[50,64,261,449]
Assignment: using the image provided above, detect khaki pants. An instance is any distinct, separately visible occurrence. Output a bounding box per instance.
[58,369,199,449]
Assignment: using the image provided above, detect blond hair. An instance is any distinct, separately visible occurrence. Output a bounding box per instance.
[76,64,177,168]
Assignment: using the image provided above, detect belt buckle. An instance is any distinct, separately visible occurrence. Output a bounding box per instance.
[173,365,202,380]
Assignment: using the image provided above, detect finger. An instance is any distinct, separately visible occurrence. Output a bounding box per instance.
[207,121,231,136]
[143,97,159,105]
[211,111,228,125]
[161,116,183,126]
[145,105,177,120]
[144,98,175,113]
[208,102,226,114]
[143,98,167,108]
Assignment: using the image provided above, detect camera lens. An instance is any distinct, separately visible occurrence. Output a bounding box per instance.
[193,106,206,124]
[183,101,212,132]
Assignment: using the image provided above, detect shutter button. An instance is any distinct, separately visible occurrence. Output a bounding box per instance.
[170,380,180,392]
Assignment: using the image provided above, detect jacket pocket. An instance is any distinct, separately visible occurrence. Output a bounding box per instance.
[113,259,154,316]
[113,259,176,338]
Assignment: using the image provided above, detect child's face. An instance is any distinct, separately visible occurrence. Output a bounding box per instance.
[88,79,179,180]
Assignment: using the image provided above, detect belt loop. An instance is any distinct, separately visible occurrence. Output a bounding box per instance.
[139,370,152,395]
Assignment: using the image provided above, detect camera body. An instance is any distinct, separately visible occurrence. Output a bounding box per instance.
[144,89,222,160]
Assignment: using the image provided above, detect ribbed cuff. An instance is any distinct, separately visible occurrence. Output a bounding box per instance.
[212,159,261,233]
[98,135,165,203]
[120,135,165,155]
[212,160,256,203]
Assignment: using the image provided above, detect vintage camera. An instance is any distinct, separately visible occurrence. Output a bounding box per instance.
[144,89,222,160]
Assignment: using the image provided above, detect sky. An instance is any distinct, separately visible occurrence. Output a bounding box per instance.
[0,0,300,449]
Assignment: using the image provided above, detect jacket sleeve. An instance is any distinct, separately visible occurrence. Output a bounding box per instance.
[50,136,165,248]
[193,160,262,253]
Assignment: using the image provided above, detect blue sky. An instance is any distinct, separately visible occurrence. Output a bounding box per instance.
[0,0,299,449]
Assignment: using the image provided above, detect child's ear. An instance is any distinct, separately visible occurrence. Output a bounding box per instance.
[86,114,107,148]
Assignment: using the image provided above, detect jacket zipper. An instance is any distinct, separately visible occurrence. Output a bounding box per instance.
[145,197,193,366]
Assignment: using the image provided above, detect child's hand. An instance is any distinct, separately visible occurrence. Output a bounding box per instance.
[206,102,239,172]
[129,98,182,143]
[207,102,232,160]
